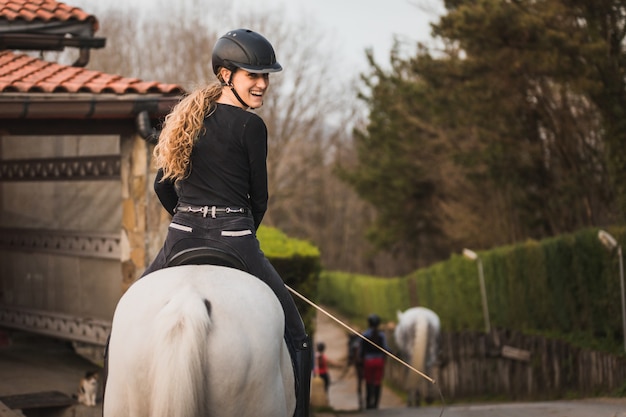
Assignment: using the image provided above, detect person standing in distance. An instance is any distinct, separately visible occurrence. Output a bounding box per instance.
[146,29,312,417]
[314,342,330,393]
[360,313,389,409]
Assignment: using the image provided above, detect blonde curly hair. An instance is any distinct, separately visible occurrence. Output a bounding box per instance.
[153,81,223,182]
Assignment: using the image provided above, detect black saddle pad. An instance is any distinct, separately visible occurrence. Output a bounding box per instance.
[166,247,249,272]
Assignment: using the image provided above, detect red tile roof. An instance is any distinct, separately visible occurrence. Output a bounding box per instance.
[0,0,98,31]
[0,50,185,94]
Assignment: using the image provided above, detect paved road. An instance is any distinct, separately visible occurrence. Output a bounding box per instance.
[316,398,626,417]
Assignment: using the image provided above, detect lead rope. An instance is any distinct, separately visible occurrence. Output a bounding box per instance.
[285,285,446,416]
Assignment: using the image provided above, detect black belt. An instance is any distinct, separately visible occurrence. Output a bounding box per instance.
[175,204,248,218]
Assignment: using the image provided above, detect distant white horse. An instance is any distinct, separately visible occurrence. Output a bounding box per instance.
[394,307,441,407]
[103,264,295,417]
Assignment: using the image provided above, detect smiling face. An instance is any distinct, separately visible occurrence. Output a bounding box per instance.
[218,67,270,109]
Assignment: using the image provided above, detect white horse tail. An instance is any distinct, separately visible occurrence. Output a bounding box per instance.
[149,284,211,417]
[408,312,429,390]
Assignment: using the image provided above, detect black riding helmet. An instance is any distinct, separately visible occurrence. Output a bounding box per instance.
[212,29,282,75]
[368,314,381,327]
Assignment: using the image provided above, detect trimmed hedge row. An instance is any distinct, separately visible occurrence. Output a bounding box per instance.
[318,226,626,353]
[258,226,322,333]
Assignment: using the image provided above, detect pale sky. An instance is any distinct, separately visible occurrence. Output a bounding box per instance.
[67,0,444,79]
[245,0,445,73]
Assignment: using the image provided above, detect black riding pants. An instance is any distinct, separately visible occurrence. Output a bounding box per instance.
[142,212,307,349]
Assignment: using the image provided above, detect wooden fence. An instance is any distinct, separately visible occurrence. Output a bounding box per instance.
[385,329,626,403]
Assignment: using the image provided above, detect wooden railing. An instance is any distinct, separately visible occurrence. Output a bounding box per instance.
[386,329,626,402]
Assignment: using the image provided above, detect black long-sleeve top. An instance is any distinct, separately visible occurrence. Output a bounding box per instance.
[153,103,269,229]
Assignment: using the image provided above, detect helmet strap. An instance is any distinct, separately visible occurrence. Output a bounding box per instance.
[224,69,252,110]
[229,84,251,109]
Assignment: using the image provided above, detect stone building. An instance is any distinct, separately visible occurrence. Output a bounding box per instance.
[0,0,184,349]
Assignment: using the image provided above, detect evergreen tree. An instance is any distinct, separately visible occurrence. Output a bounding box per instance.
[345,0,623,263]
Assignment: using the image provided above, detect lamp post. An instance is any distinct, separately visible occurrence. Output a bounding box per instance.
[463,248,491,334]
[598,230,626,353]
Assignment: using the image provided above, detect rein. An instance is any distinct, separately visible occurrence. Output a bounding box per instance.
[286,285,446,416]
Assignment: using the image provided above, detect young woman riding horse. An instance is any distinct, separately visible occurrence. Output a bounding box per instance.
[126,29,311,416]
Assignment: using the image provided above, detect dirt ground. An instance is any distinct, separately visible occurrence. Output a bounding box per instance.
[312,307,405,412]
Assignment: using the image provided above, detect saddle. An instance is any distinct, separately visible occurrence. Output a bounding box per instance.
[166,247,249,272]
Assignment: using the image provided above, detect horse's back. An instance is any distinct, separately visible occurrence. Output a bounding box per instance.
[396,306,441,349]
[104,265,295,417]
[398,307,440,329]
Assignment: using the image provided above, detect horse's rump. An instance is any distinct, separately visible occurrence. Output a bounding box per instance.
[103,265,295,417]
[395,307,441,405]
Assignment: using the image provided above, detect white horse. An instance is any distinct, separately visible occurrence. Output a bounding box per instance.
[394,306,441,407]
[103,264,295,417]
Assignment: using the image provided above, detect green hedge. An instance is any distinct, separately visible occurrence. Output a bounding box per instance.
[316,271,408,329]
[318,226,626,353]
[258,226,321,333]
